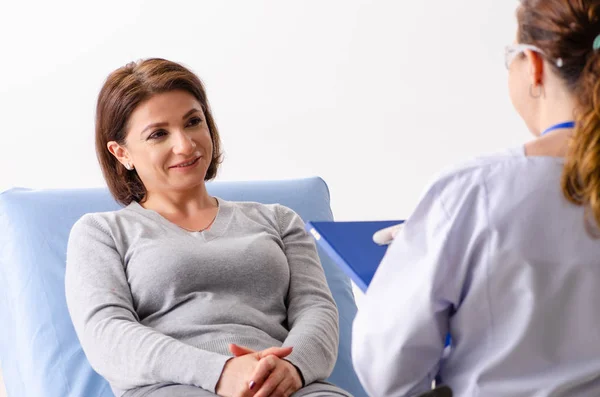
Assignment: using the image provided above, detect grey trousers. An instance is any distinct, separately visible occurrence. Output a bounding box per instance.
[123,381,353,397]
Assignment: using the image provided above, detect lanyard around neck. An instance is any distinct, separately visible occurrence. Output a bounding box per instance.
[541,121,575,136]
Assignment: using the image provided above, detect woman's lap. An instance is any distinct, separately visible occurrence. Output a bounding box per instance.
[292,381,353,397]
[123,381,352,397]
[123,383,217,397]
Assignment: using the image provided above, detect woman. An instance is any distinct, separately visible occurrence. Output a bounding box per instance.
[353,1,600,396]
[65,59,350,397]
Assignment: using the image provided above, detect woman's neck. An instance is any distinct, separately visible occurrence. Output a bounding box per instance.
[524,128,573,158]
[525,84,577,157]
[141,184,216,217]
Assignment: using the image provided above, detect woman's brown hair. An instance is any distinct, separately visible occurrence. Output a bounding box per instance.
[95,58,223,205]
[518,0,600,232]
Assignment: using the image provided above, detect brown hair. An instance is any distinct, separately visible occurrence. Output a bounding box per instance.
[95,58,223,205]
[518,0,600,232]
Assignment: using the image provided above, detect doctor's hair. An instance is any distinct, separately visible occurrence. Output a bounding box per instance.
[95,58,224,205]
[518,0,600,234]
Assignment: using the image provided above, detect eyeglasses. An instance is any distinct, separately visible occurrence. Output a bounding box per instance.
[504,44,543,69]
[504,43,564,70]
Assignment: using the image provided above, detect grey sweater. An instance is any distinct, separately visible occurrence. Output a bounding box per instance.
[65,198,339,397]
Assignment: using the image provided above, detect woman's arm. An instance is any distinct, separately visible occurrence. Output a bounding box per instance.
[65,215,230,392]
[275,205,340,386]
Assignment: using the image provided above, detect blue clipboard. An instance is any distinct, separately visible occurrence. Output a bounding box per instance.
[306,219,452,348]
[305,220,404,292]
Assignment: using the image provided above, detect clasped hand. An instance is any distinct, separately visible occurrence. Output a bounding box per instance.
[215,343,302,397]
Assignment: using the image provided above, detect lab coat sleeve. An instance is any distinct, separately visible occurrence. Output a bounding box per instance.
[352,169,489,396]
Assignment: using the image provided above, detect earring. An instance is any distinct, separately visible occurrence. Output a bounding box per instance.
[529,84,545,99]
[125,163,134,171]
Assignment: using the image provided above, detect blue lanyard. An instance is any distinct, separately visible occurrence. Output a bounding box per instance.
[541,121,575,136]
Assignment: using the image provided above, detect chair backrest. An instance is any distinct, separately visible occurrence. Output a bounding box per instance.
[0,177,366,397]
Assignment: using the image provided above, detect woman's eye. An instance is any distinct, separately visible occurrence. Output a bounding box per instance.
[148,130,167,140]
[187,117,202,127]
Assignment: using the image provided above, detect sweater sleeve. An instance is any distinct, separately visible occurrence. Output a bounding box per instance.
[64,215,230,393]
[275,205,340,385]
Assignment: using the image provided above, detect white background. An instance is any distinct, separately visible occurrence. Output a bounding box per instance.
[0,0,527,221]
[0,1,527,394]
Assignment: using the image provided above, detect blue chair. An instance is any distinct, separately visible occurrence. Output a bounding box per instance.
[0,177,367,397]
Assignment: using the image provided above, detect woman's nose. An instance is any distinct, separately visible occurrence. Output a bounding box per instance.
[173,131,197,154]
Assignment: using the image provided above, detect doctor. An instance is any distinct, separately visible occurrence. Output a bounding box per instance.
[352,0,600,396]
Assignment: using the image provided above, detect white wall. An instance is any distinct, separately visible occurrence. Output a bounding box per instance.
[0,0,526,221]
[0,1,524,394]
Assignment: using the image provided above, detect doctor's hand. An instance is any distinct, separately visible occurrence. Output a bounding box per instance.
[229,344,303,397]
[216,345,293,397]
[372,223,404,246]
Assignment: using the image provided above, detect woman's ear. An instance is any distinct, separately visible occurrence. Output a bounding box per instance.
[525,50,545,87]
[107,141,131,167]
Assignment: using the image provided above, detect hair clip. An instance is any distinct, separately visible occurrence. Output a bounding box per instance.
[594,34,600,51]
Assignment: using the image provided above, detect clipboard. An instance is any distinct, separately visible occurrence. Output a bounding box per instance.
[305,220,404,292]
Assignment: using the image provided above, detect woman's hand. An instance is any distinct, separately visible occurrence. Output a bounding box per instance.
[229,344,303,397]
[216,345,293,397]
[372,223,404,246]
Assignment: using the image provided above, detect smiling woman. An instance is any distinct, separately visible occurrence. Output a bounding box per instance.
[104,89,220,230]
[95,59,224,207]
[65,58,350,397]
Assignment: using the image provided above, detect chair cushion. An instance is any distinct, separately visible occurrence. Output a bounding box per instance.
[0,177,366,397]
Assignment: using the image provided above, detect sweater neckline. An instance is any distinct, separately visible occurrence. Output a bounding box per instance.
[125,197,234,242]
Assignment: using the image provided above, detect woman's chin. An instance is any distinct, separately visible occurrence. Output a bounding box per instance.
[170,177,206,192]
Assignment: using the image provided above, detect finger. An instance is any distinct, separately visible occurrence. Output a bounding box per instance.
[248,356,278,392]
[229,344,292,359]
[267,376,293,397]
[253,365,286,397]
[283,383,300,397]
[257,346,293,359]
[373,224,401,245]
[282,361,302,394]
[229,343,255,357]
[390,224,404,238]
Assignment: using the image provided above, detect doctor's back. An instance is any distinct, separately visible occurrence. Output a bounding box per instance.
[352,0,600,396]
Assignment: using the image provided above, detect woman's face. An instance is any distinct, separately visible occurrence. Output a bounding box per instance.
[110,90,214,197]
